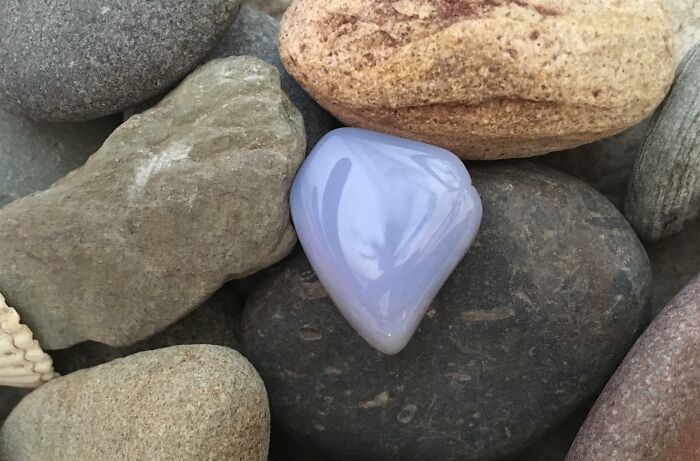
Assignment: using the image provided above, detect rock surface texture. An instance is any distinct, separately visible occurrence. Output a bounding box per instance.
[647,217,700,315]
[0,57,305,350]
[210,4,337,152]
[50,287,242,375]
[0,0,242,121]
[247,0,292,19]
[666,0,700,65]
[538,120,650,209]
[242,163,652,461]
[567,274,700,461]
[279,0,674,159]
[0,112,120,208]
[625,43,700,242]
[0,345,270,461]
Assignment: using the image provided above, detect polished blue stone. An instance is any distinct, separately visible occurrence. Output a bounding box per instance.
[290,128,482,354]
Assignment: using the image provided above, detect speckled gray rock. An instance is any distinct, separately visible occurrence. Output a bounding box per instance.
[246,0,291,19]
[211,4,336,152]
[242,163,652,461]
[0,345,270,461]
[538,120,649,210]
[0,111,120,208]
[0,0,243,121]
[625,43,700,242]
[50,286,242,375]
[0,56,305,350]
[567,274,700,461]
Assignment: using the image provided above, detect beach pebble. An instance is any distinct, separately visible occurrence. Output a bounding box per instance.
[0,57,305,350]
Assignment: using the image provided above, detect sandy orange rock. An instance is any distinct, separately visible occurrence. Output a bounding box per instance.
[280,0,675,159]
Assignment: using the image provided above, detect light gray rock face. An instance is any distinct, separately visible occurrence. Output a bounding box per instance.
[0,345,270,461]
[0,56,305,350]
[0,0,242,121]
[210,4,337,152]
[625,43,700,242]
[0,112,120,207]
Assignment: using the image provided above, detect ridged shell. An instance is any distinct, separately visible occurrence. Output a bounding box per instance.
[0,293,54,387]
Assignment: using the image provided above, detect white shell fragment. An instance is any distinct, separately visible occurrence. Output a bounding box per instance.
[0,293,54,387]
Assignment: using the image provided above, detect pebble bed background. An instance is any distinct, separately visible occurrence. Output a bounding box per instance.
[0,0,698,460]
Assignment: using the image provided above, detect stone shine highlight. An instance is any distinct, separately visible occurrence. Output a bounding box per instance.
[291,128,482,354]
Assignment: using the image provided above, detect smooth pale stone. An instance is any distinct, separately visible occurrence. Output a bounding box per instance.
[290,128,482,354]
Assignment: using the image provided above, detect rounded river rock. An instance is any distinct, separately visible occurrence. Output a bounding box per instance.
[0,345,270,461]
[242,162,652,461]
[0,0,242,121]
[280,0,674,159]
[625,43,700,242]
[0,56,305,350]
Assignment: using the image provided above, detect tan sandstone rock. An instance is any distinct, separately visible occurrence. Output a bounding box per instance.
[0,345,270,461]
[280,0,674,159]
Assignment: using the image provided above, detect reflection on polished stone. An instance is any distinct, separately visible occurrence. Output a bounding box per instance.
[291,128,482,354]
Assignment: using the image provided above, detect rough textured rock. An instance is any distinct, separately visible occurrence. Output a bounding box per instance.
[247,0,292,19]
[567,274,700,461]
[625,43,700,242]
[537,120,650,210]
[210,4,337,152]
[0,0,243,121]
[242,163,652,461]
[0,57,305,350]
[0,112,120,208]
[0,345,270,461]
[280,0,674,159]
[647,217,700,316]
[666,0,700,64]
[50,286,242,375]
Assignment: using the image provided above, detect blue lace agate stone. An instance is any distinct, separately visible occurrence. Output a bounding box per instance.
[290,128,482,354]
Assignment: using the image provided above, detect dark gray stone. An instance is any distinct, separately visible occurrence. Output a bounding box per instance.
[625,43,700,242]
[0,388,30,427]
[537,120,649,210]
[50,286,242,375]
[0,0,242,121]
[0,111,120,207]
[647,216,700,316]
[210,4,337,152]
[0,57,305,350]
[241,162,652,461]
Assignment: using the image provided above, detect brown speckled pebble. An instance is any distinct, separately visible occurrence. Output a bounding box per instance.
[0,345,270,461]
[280,0,674,159]
[566,274,700,461]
